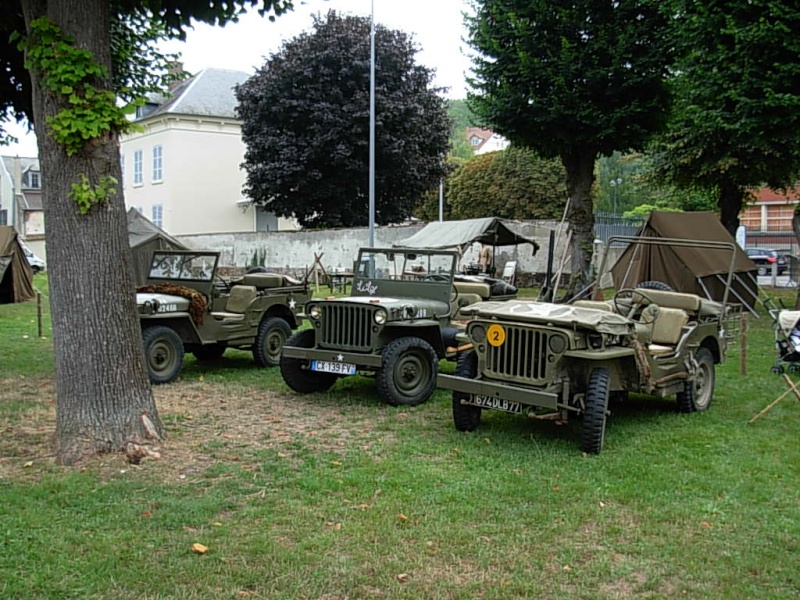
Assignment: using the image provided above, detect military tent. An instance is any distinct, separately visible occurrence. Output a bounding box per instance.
[127,208,189,285]
[0,226,35,304]
[609,211,758,311]
[394,217,540,253]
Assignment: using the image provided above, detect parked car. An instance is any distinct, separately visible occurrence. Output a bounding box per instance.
[137,250,310,384]
[18,240,46,274]
[746,248,787,276]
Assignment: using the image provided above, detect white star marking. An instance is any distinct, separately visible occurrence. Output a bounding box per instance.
[289,298,297,309]
[336,354,344,362]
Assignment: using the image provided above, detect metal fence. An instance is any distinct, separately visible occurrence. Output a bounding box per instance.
[593,212,646,246]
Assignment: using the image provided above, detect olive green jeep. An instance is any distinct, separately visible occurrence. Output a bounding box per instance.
[437,237,740,454]
[137,250,309,383]
[279,247,518,406]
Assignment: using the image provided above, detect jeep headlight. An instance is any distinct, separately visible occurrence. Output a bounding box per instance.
[471,324,486,343]
[309,305,322,320]
[548,334,567,354]
[374,308,387,325]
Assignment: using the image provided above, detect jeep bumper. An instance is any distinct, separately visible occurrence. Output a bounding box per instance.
[281,346,383,369]
[437,374,560,410]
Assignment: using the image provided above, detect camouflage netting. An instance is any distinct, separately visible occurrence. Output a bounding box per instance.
[137,283,207,325]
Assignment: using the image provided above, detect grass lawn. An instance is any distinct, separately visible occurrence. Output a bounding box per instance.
[1,278,799,599]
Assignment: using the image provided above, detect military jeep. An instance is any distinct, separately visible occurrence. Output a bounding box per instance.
[137,250,309,384]
[280,247,517,406]
[437,237,739,454]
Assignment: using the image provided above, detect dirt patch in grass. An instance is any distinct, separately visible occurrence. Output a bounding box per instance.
[0,376,398,482]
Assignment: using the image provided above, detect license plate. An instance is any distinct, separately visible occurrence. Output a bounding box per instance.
[462,395,522,414]
[311,360,356,375]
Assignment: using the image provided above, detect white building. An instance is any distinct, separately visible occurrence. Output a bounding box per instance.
[121,68,297,236]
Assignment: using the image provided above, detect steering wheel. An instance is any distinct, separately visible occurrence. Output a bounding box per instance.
[613,288,654,319]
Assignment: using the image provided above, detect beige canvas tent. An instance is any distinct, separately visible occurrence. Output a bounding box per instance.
[610,211,758,311]
[0,226,35,304]
[127,208,189,285]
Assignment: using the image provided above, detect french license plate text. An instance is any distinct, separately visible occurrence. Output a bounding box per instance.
[311,360,356,375]
[463,395,522,414]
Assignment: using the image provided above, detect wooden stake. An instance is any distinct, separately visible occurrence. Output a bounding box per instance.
[739,313,747,376]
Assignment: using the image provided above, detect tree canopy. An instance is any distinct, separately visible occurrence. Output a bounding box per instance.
[467,0,672,288]
[447,148,566,220]
[649,0,800,234]
[236,10,451,229]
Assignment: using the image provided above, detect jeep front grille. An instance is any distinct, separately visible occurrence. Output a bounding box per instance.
[484,325,551,383]
[320,305,374,351]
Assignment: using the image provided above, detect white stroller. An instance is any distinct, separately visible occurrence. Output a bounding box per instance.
[770,309,800,374]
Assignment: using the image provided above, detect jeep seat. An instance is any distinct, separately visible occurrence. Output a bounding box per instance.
[211,285,257,321]
[242,273,285,289]
[648,307,690,355]
[453,281,491,299]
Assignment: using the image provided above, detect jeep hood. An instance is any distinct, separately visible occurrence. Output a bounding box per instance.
[316,295,451,316]
[461,300,634,336]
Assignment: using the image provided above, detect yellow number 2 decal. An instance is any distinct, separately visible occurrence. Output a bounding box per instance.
[486,324,506,347]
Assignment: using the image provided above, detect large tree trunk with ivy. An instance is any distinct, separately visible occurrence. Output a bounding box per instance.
[22,0,164,465]
[561,149,596,298]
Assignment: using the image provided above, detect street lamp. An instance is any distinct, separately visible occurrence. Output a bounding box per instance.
[368,0,375,246]
[609,177,622,215]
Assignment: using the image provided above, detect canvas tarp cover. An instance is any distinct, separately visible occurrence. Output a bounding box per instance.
[0,226,35,304]
[609,211,758,309]
[127,208,189,285]
[394,218,539,253]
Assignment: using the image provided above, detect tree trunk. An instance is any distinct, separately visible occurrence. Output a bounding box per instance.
[22,0,165,465]
[718,178,744,237]
[561,149,597,297]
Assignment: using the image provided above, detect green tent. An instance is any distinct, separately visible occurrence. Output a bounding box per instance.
[0,226,35,304]
[394,217,540,253]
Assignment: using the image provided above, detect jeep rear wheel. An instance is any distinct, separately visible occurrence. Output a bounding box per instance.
[581,368,610,454]
[143,326,184,384]
[676,347,715,412]
[279,329,337,393]
[254,317,292,367]
[193,343,226,361]
[377,337,438,406]
[452,350,481,431]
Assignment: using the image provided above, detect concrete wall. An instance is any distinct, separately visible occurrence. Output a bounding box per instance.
[176,219,579,282]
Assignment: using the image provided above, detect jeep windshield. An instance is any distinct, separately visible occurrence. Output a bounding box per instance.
[148,252,219,282]
[354,249,456,282]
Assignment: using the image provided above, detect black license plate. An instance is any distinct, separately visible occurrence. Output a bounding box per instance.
[462,395,522,414]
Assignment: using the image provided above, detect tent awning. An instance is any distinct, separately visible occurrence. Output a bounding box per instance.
[394,218,540,254]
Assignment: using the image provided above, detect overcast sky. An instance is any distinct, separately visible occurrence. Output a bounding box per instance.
[4,0,474,156]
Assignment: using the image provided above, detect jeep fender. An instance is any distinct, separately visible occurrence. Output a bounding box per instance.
[384,322,446,358]
[139,315,202,345]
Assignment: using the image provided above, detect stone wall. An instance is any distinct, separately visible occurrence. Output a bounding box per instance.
[175,220,625,285]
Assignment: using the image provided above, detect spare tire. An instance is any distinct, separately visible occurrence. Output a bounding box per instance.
[635,280,674,292]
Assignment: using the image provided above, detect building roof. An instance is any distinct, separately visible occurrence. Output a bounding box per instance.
[1,156,39,175]
[138,68,251,121]
[752,186,800,204]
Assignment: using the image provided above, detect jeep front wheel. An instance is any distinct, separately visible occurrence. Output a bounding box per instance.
[279,329,337,393]
[676,347,715,412]
[452,350,481,431]
[377,337,438,406]
[581,368,610,454]
[143,326,184,385]
[254,317,292,367]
